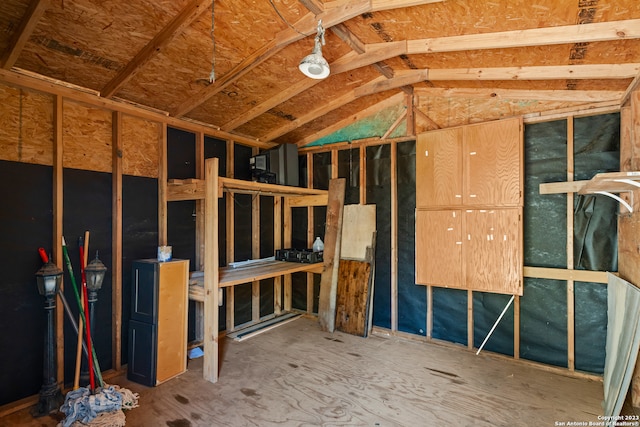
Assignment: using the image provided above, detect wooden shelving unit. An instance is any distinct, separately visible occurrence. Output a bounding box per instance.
[165,158,329,383]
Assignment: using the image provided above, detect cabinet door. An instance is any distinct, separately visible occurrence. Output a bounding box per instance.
[131,261,158,324]
[416,209,463,288]
[464,208,522,295]
[416,128,463,208]
[156,259,189,384]
[464,117,522,206]
[128,320,157,387]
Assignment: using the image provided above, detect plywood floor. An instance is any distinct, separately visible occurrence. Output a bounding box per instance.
[4,316,605,426]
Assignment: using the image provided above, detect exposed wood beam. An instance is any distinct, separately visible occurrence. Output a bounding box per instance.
[262,75,388,141]
[381,110,407,139]
[225,18,633,133]
[355,64,639,98]
[1,0,49,69]
[331,42,407,74]
[414,87,624,103]
[621,71,640,106]
[295,92,405,146]
[414,107,441,129]
[221,77,318,131]
[323,0,445,12]
[355,70,428,97]
[0,68,274,148]
[173,0,438,117]
[407,19,640,53]
[298,0,324,15]
[101,0,210,98]
[331,23,366,53]
[334,19,640,76]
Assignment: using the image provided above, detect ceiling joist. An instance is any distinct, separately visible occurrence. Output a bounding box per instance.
[1,0,49,69]
[222,19,640,133]
[101,0,211,98]
[413,87,624,103]
[173,0,441,117]
[355,64,640,97]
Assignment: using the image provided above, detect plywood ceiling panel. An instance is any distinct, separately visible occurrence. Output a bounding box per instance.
[0,0,637,147]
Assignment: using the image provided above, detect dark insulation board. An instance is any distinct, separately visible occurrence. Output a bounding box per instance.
[338,147,360,205]
[367,144,392,330]
[0,161,53,405]
[396,141,427,336]
[121,175,158,366]
[62,168,113,386]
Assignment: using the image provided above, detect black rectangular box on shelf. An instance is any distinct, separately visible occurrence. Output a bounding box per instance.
[275,248,323,264]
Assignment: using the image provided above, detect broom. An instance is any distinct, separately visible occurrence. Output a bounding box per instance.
[61,237,103,389]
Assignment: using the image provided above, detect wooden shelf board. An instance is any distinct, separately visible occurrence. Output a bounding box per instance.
[219,177,328,198]
[578,171,640,194]
[189,261,323,297]
[168,177,329,201]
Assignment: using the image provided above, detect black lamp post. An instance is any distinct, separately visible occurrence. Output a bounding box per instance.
[32,261,64,417]
[80,252,107,385]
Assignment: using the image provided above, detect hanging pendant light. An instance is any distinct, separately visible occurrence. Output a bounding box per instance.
[299,20,330,79]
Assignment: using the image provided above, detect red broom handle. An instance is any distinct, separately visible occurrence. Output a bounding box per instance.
[79,244,95,391]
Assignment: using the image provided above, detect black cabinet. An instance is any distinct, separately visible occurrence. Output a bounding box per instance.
[127,259,189,386]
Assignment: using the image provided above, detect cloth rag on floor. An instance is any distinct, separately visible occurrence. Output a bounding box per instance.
[59,385,123,427]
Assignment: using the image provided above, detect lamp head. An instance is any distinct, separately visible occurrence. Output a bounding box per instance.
[35,261,62,297]
[85,252,107,292]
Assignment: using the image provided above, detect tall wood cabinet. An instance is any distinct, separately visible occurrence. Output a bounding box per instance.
[415,117,523,295]
[128,258,189,386]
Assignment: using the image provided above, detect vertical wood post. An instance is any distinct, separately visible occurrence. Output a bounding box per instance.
[203,157,219,383]
[567,117,575,371]
[226,141,235,331]
[158,123,168,246]
[391,141,398,332]
[318,178,346,332]
[111,111,123,371]
[53,95,64,386]
[306,152,315,313]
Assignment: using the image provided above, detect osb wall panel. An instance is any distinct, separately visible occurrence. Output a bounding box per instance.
[122,115,159,178]
[63,100,112,172]
[0,83,53,165]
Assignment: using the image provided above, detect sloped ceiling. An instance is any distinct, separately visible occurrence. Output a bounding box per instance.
[1,0,639,147]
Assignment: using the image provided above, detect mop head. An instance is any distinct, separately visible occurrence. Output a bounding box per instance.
[57,384,139,427]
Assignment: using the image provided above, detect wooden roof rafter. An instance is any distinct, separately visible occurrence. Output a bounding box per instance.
[356,64,640,99]
[221,18,640,133]
[100,0,212,98]
[413,87,624,103]
[1,0,49,69]
[172,0,444,117]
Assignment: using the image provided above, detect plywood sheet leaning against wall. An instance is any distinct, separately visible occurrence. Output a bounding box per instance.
[603,273,640,421]
[335,204,376,337]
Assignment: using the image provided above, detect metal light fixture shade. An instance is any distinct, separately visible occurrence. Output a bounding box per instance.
[299,20,330,79]
[85,253,107,292]
[299,38,330,79]
[35,261,63,297]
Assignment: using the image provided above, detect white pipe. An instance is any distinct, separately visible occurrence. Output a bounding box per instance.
[476,295,515,355]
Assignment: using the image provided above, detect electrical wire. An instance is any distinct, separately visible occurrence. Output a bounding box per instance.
[209,0,216,83]
[268,0,313,37]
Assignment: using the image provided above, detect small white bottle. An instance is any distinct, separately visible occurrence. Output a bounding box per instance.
[312,237,324,252]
